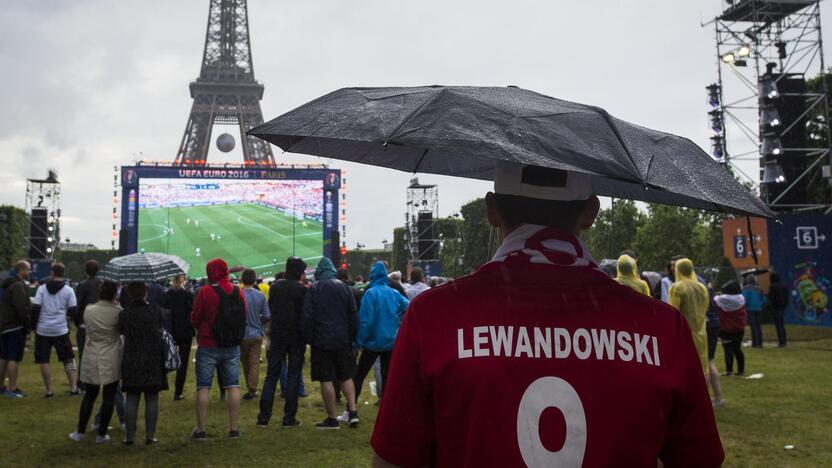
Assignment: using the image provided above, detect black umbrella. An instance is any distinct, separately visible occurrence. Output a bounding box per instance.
[249,86,774,218]
[98,253,189,283]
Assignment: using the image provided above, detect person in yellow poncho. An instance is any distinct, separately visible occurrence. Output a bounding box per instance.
[615,254,651,296]
[669,258,709,373]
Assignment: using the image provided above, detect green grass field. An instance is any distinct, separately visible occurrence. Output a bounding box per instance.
[139,204,323,278]
[0,324,829,467]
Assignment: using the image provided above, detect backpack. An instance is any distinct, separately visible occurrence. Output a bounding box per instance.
[161,328,181,371]
[211,285,245,347]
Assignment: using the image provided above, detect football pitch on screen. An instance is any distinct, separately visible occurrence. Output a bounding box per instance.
[138,203,323,278]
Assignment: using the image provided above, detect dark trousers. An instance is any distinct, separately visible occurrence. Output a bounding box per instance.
[174,338,192,396]
[76,327,86,390]
[748,309,764,347]
[353,349,391,401]
[721,332,745,374]
[125,391,159,442]
[258,338,305,425]
[94,382,125,426]
[77,381,118,437]
[771,308,788,346]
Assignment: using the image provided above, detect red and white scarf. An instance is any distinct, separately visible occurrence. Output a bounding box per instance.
[490,224,597,268]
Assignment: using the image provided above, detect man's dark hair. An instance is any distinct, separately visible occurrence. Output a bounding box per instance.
[285,257,307,281]
[274,271,285,280]
[85,260,100,278]
[241,268,257,286]
[99,280,118,301]
[493,194,589,230]
[51,262,66,278]
[126,281,148,301]
[411,267,424,283]
[721,280,741,295]
[336,268,350,282]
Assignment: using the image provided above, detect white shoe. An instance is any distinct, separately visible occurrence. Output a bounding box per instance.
[68,432,84,442]
[95,434,111,444]
[335,410,350,423]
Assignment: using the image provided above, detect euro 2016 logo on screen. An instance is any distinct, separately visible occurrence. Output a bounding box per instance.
[790,259,830,323]
[123,169,138,186]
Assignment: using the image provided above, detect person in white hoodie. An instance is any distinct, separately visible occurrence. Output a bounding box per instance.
[713,280,748,376]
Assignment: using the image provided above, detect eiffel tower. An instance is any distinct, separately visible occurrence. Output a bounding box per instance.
[174,0,275,166]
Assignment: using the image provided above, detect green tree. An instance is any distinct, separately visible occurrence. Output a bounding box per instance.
[57,249,119,281]
[390,227,409,274]
[0,206,29,270]
[691,211,729,269]
[633,205,702,272]
[345,248,392,280]
[460,198,490,272]
[583,199,645,261]
[436,217,464,278]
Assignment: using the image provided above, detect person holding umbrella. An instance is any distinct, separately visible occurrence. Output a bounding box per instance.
[369,162,723,467]
[248,85,775,467]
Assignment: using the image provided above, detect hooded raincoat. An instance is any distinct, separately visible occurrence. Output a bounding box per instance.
[300,258,358,350]
[669,259,709,372]
[615,255,651,296]
[357,262,410,351]
[192,258,247,348]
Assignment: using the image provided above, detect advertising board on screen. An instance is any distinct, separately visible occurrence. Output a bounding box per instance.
[121,166,340,278]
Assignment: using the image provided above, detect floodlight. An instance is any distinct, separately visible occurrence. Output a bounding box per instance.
[738,45,752,57]
[762,162,786,184]
[758,77,779,100]
[761,107,781,128]
[761,136,783,156]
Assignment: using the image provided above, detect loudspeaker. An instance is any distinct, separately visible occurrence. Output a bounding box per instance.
[330,230,341,266]
[28,208,48,259]
[763,74,808,207]
[417,212,438,260]
[118,228,128,255]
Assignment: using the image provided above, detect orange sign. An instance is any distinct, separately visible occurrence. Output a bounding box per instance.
[722,217,770,291]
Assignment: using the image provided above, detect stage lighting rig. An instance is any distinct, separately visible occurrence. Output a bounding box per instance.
[709,110,724,133]
[761,135,783,156]
[758,77,779,101]
[706,84,720,108]
[710,135,725,160]
[762,161,786,184]
[760,106,781,130]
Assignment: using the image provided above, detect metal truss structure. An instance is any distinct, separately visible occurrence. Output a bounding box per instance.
[174,0,275,166]
[25,171,61,259]
[708,0,831,213]
[404,178,440,262]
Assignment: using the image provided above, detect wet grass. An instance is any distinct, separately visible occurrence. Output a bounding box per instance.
[0,324,829,466]
[713,324,832,467]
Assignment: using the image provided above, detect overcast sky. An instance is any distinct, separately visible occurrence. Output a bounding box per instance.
[1,0,829,249]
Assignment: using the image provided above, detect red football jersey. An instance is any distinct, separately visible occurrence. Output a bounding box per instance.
[371,229,724,468]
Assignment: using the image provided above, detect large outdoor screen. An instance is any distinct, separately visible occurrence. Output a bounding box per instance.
[121,166,341,279]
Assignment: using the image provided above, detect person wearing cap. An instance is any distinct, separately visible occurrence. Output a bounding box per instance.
[257,257,308,428]
[371,162,724,468]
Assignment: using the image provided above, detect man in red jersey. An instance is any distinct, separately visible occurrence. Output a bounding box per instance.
[371,161,724,468]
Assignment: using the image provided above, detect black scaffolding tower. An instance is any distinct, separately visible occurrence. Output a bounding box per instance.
[707,0,831,213]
